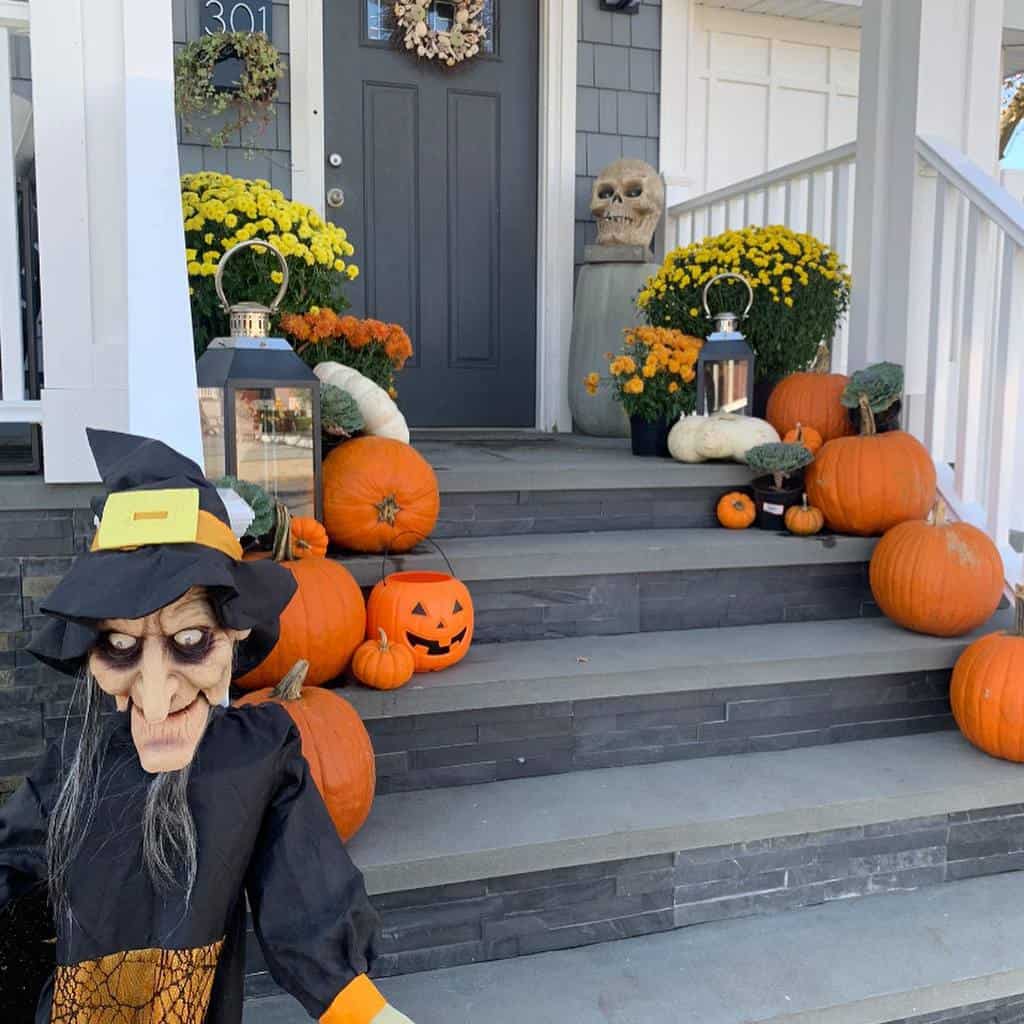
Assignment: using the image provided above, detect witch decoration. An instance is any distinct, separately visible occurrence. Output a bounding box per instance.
[0,430,414,1024]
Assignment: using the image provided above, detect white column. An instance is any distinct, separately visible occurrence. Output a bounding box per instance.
[31,0,200,481]
[660,0,696,211]
[123,0,202,465]
[848,0,1002,384]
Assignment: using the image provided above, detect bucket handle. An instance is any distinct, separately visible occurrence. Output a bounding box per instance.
[378,532,457,586]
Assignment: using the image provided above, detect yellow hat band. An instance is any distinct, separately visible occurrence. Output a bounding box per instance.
[90,488,244,561]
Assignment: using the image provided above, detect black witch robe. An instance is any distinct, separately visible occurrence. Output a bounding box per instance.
[0,702,379,1024]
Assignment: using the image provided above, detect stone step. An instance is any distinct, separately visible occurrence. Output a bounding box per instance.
[339,529,879,643]
[244,871,1024,1024]
[411,434,755,537]
[244,731,1024,994]
[340,614,1011,794]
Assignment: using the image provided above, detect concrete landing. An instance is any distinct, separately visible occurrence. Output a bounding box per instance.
[243,872,1024,1024]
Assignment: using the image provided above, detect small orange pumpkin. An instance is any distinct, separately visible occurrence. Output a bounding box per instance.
[716,492,756,530]
[322,437,440,554]
[785,494,824,536]
[805,395,936,537]
[367,571,474,672]
[951,586,1024,761]
[767,372,854,443]
[237,661,376,839]
[236,558,366,689]
[782,422,823,456]
[353,628,416,691]
[289,516,329,559]
[869,502,1003,637]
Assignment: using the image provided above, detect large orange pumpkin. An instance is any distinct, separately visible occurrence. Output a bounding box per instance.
[367,570,474,672]
[869,503,1003,637]
[237,661,376,838]
[322,437,440,554]
[805,395,935,537]
[951,587,1024,761]
[766,372,853,443]
[236,558,366,689]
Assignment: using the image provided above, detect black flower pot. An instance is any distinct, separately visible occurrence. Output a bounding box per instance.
[629,415,672,457]
[753,375,782,420]
[751,474,804,530]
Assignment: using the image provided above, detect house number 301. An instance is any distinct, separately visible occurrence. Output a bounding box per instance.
[200,1,272,37]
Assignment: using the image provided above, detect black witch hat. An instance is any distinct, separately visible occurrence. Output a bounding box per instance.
[29,429,297,678]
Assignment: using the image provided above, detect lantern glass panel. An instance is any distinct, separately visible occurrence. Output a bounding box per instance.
[702,358,751,415]
[233,386,317,518]
[198,387,227,481]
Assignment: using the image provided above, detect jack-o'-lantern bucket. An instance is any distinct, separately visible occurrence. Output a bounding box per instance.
[366,536,474,672]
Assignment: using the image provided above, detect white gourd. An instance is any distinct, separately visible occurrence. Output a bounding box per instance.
[696,413,779,463]
[668,412,778,464]
[313,362,410,444]
[667,413,709,463]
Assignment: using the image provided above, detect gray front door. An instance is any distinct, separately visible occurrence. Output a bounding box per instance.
[324,1,539,427]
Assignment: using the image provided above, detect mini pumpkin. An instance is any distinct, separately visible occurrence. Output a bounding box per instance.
[805,395,936,537]
[237,661,376,839]
[353,628,416,690]
[716,492,756,530]
[236,557,366,689]
[767,371,853,443]
[288,516,329,559]
[782,422,823,456]
[367,570,474,672]
[322,436,440,554]
[951,586,1024,761]
[785,494,824,536]
[869,502,1003,637]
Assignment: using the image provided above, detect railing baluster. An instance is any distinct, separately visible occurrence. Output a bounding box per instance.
[784,180,793,226]
[924,177,957,462]
[742,191,750,228]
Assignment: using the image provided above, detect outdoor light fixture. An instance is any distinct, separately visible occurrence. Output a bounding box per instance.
[600,0,641,12]
[696,272,757,416]
[196,239,322,520]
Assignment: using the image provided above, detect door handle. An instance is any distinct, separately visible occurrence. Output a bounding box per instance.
[326,188,346,209]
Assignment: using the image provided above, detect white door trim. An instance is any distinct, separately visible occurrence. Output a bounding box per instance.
[288,0,576,431]
[535,0,578,432]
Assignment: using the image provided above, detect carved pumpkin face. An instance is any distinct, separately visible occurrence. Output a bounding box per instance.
[366,572,474,672]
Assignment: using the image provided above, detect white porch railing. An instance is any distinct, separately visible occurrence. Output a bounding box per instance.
[666,136,1024,581]
[0,1,36,424]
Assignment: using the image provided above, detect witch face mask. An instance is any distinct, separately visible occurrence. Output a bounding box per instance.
[89,588,250,773]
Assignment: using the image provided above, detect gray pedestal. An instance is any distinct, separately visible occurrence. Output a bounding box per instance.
[569,257,660,438]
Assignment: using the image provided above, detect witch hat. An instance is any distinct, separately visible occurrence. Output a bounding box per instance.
[29,429,297,678]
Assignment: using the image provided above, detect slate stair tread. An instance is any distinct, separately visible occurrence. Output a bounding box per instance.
[337,528,878,586]
[349,731,1024,895]
[244,872,1024,1024]
[343,613,1012,720]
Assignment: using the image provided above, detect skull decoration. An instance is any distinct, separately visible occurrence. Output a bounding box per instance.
[590,158,665,249]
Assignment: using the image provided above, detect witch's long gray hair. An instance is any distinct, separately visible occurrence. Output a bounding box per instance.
[47,671,201,927]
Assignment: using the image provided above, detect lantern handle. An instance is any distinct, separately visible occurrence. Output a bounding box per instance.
[379,533,458,585]
[214,238,290,315]
[701,272,754,320]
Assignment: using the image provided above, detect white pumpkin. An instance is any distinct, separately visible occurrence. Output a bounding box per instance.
[313,361,410,444]
[667,413,709,463]
[696,413,779,463]
[668,412,779,464]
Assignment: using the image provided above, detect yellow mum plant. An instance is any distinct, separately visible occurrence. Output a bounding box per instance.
[638,225,851,381]
[182,172,359,357]
[588,327,703,423]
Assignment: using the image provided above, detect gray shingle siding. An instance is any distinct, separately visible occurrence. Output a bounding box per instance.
[172,0,293,193]
[576,0,662,274]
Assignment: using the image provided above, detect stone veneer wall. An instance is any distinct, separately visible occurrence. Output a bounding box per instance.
[172,0,293,192]
[0,507,95,800]
[575,0,662,274]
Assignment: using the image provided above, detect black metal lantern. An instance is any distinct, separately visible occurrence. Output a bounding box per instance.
[697,272,757,416]
[196,239,322,520]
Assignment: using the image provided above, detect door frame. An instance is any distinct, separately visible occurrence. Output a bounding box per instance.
[288,0,577,432]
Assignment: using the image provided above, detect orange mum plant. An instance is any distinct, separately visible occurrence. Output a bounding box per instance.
[281,307,414,396]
